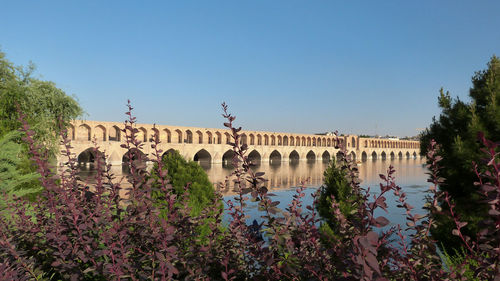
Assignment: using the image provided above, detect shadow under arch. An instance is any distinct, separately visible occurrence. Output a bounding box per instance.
[222,150,236,167]
[194,149,212,168]
[361,151,368,161]
[322,151,330,163]
[269,150,281,165]
[306,150,316,163]
[289,150,300,165]
[77,148,105,165]
[248,150,261,165]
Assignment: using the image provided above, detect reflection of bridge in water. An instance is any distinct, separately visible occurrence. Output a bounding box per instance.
[77,158,426,196]
[65,120,421,169]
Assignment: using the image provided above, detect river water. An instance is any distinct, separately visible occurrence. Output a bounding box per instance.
[78,158,429,227]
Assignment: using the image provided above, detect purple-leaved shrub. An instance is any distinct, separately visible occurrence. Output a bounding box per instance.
[0,102,499,280]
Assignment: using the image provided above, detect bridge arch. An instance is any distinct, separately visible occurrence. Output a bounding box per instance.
[306,150,316,162]
[77,148,104,165]
[269,150,281,164]
[94,125,106,141]
[122,148,147,165]
[335,151,342,162]
[137,127,147,142]
[390,152,395,160]
[248,150,261,164]
[289,150,299,163]
[195,130,203,144]
[67,124,75,140]
[162,149,176,159]
[108,125,121,141]
[381,151,387,160]
[406,152,410,159]
[322,151,330,162]
[215,132,222,144]
[361,151,368,161]
[150,128,160,142]
[77,124,91,141]
[371,151,377,160]
[222,150,236,165]
[412,152,417,159]
[249,134,255,145]
[264,134,269,145]
[283,136,288,146]
[350,151,356,161]
[194,149,211,165]
[398,151,403,159]
[175,129,182,143]
[185,130,193,143]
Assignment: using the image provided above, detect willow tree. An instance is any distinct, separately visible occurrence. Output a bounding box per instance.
[0,50,82,198]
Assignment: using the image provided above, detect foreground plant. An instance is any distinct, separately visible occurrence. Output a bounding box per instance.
[0,102,499,280]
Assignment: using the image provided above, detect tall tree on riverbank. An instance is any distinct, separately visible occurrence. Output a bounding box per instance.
[420,55,500,250]
[0,50,82,198]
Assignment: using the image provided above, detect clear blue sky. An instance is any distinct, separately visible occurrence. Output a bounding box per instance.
[1,1,499,137]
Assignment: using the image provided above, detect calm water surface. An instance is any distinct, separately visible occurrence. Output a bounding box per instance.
[78,158,429,228]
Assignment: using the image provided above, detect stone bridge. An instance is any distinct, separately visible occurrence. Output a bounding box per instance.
[64,120,421,166]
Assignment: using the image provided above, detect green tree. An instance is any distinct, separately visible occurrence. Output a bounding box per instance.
[0,49,82,198]
[317,154,363,237]
[420,55,500,250]
[153,150,217,216]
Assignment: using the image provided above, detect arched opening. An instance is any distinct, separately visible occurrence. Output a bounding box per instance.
[271,136,276,146]
[150,128,160,143]
[109,125,121,141]
[185,130,193,143]
[257,134,262,145]
[264,135,269,145]
[406,152,411,159]
[289,150,300,163]
[224,132,231,144]
[301,137,306,146]
[241,134,247,145]
[336,151,342,162]
[194,149,211,168]
[249,134,255,145]
[290,136,294,146]
[196,130,203,144]
[137,127,147,142]
[163,129,171,143]
[361,151,368,161]
[122,148,147,173]
[77,148,104,165]
[283,136,288,146]
[350,151,356,161]
[94,125,106,141]
[269,150,281,165]
[307,137,312,146]
[381,151,387,160]
[67,124,75,140]
[248,150,261,165]
[161,149,176,159]
[77,124,91,141]
[390,152,395,160]
[371,151,377,160]
[322,151,330,163]
[351,137,356,148]
[277,135,282,146]
[222,150,236,166]
[398,152,403,159]
[122,148,147,164]
[306,150,316,162]
[215,132,222,144]
[206,131,213,144]
[412,152,417,159]
[175,129,182,143]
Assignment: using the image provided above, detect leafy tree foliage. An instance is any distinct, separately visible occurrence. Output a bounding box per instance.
[155,150,216,216]
[317,153,363,236]
[0,49,82,197]
[420,55,500,250]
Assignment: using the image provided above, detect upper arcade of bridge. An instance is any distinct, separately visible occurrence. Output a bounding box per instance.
[68,120,420,151]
